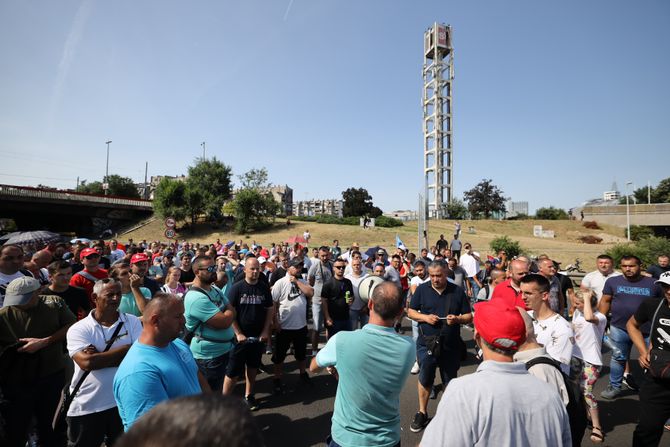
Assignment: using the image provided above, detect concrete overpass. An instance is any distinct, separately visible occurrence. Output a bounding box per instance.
[0,184,154,236]
[577,203,670,233]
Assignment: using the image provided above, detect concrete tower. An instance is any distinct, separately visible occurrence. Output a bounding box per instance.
[423,23,454,218]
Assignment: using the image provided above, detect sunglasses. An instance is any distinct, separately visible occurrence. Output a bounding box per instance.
[85,254,100,259]
[199,265,217,273]
[334,265,346,270]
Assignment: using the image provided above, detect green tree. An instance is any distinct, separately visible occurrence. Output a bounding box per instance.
[463,179,507,219]
[106,175,140,198]
[152,178,188,222]
[185,157,233,222]
[619,177,670,204]
[342,187,382,218]
[232,188,280,233]
[442,199,468,219]
[535,206,569,220]
[489,236,523,259]
[77,180,104,195]
[238,167,270,190]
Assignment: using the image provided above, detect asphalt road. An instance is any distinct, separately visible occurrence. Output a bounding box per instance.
[237,322,663,447]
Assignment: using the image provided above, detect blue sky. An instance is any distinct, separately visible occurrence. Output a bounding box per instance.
[1,0,668,213]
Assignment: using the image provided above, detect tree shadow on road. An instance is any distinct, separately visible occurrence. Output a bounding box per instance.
[256,410,333,447]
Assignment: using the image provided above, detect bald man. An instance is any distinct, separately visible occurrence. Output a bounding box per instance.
[222,258,274,411]
[490,259,530,309]
[114,293,205,431]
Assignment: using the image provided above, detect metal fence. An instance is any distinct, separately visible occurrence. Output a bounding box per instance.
[0,184,153,209]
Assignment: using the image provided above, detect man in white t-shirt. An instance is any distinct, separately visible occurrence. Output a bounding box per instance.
[109,240,126,264]
[271,258,314,394]
[345,257,370,329]
[520,274,574,375]
[459,243,482,299]
[580,254,621,302]
[0,244,34,306]
[66,279,142,446]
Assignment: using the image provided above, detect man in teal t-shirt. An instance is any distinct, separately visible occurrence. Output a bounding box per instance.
[183,255,236,392]
[114,294,203,431]
[311,281,415,447]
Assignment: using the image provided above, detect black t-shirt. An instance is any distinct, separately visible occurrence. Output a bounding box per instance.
[321,277,354,321]
[410,281,471,348]
[556,273,573,305]
[143,277,159,297]
[47,286,90,319]
[228,280,273,337]
[436,239,448,251]
[634,298,670,351]
[180,268,196,284]
[647,265,670,280]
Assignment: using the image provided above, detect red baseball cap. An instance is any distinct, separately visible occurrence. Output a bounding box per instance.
[473,301,526,351]
[80,248,99,260]
[130,253,149,264]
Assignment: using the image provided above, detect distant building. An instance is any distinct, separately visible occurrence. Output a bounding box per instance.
[580,180,623,208]
[145,175,187,200]
[603,191,620,201]
[505,201,529,219]
[293,199,343,218]
[267,185,293,216]
[384,210,417,221]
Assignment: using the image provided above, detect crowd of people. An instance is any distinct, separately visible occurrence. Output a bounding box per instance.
[0,233,669,446]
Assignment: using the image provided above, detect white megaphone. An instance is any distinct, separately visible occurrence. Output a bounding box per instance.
[358,275,385,304]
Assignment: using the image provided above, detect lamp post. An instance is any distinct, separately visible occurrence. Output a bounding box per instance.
[105,140,112,195]
[626,180,633,241]
[201,141,206,160]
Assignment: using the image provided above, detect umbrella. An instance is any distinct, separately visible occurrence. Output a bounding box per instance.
[71,237,91,244]
[285,235,307,244]
[0,232,21,243]
[6,231,63,247]
[365,246,388,263]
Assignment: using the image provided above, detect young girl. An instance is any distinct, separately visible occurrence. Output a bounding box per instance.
[571,288,607,443]
[161,266,187,298]
[110,263,151,317]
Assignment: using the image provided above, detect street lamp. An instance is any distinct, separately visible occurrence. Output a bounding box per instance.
[105,140,112,195]
[201,141,206,160]
[626,180,633,241]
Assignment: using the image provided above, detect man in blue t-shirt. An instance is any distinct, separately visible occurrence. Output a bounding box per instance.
[222,258,273,411]
[407,260,472,433]
[184,255,236,392]
[310,281,415,447]
[599,255,662,400]
[114,294,205,431]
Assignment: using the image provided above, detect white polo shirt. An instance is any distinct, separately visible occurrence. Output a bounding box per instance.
[581,270,622,301]
[66,311,142,417]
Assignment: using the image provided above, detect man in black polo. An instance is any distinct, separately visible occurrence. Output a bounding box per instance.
[407,260,471,433]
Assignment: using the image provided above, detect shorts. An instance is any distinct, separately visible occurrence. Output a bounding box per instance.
[417,343,460,389]
[272,326,308,364]
[312,301,324,332]
[226,340,264,378]
[195,351,231,392]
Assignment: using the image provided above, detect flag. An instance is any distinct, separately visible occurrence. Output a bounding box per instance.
[395,235,407,251]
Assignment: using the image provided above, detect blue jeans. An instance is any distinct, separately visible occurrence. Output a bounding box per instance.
[349,308,369,330]
[468,277,480,301]
[195,351,230,392]
[412,320,419,342]
[607,325,647,390]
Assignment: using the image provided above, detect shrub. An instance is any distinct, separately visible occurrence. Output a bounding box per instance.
[629,225,654,241]
[489,235,523,259]
[579,235,603,244]
[582,221,601,230]
[535,207,569,220]
[506,213,530,220]
[605,236,670,268]
[375,215,404,228]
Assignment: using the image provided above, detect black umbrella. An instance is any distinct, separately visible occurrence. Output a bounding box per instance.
[5,231,63,247]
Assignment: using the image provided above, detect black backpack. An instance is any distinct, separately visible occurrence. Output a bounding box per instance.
[525,356,587,447]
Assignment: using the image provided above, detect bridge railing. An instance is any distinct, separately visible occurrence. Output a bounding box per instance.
[0,184,153,209]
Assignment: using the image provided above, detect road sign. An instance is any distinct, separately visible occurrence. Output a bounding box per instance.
[165,217,176,228]
[164,228,176,239]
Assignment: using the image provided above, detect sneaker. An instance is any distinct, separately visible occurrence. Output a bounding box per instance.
[245,394,260,411]
[411,361,420,375]
[265,345,273,355]
[622,373,639,391]
[410,411,428,433]
[273,379,284,395]
[600,385,622,400]
[299,372,313,386]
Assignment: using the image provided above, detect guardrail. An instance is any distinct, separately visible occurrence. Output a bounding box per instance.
[0,184,153,209]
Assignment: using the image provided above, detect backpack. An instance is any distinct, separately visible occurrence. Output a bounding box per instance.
[526,356,587,447]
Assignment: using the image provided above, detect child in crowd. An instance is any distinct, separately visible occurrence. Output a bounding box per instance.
[570,289,607,443]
